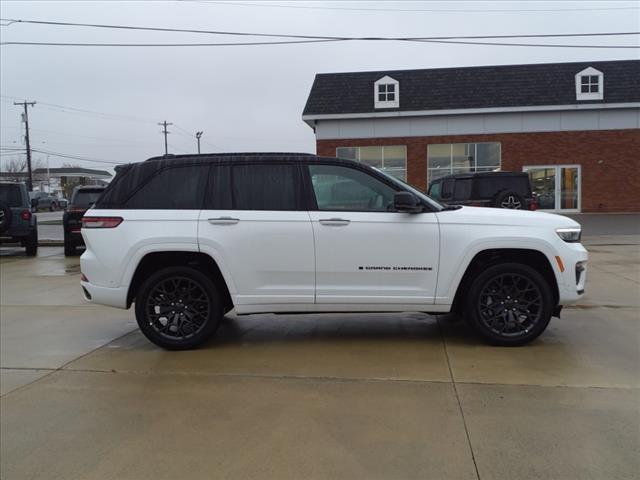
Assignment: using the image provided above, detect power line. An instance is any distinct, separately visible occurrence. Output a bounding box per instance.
[0,95,157,124]
[3,39,637,48]
[183,1,640,13]
[1,18,638,41]
[31,148,125,165]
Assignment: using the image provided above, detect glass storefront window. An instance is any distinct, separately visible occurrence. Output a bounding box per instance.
[335,146,407,181]
[427,142,501,184]
[524,165,580,212]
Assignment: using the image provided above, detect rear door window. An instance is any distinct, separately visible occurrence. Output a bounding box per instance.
[453,179,472,200]
[0,185,23,207]
[125,165,207,209]
[441,179,454,200]
[231,164,303,211]
[71,189,104,208]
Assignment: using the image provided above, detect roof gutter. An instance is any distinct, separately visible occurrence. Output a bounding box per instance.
[302,102,640,128]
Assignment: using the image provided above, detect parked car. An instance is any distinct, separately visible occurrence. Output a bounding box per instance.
[0,182,38,256]
[80,153,587,350]
[63,185,105,256]
[428,172,537,210]
[55,195,68,210]
[29,191,60,211]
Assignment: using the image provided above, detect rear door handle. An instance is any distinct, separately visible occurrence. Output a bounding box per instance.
[208,216,239,225]
[319,218,350,226]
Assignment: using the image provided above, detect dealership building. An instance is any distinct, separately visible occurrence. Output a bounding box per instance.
[303,60,639,212]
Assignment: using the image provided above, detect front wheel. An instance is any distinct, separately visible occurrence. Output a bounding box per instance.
[465,263,553,346]
[135,266,222,350]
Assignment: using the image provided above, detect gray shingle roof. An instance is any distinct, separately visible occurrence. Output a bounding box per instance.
[303,60,640,117]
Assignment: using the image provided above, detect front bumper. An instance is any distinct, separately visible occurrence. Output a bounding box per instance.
[556,243,588,304]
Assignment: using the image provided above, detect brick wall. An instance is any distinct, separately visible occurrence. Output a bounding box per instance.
[316,129,640,213]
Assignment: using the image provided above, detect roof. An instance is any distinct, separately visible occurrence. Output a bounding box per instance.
[303,59,640,118]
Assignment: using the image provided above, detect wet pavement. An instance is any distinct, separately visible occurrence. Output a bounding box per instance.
[1,240,639,479]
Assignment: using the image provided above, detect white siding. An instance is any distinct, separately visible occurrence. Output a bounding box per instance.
[314,108,640,140]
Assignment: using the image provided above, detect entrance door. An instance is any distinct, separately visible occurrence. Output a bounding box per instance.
[523,165,581,212]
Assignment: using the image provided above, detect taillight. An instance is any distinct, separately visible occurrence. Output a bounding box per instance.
[69,207,87,213]
[20,210,31,221]
[529,199,538,211]
[80,273,88,282]
[81,216,123,228]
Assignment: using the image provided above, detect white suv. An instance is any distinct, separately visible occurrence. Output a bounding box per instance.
[80,154,588,350]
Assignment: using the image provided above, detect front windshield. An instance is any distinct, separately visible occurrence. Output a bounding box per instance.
[374,168,444,211]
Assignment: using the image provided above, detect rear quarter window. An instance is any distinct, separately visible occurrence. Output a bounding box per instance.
[125,165,208,209]
[0,185,23,207]
[477,176,531,199]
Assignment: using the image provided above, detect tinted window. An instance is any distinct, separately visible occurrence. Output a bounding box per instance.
[453,179,472,200]
[441,179,454,199]
[126,165,207,209]
[309,164,396,212]
[0,184,23,207]
[477,176,531,199]
[428,182,441,200]
[203,165,232,209]
[232,164,302,211]
[71,189,104,208]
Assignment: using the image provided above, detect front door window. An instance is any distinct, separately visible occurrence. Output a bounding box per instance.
[523,165,581,212]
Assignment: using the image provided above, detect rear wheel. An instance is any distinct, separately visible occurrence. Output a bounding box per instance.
[25,230,38,256]
[465,262,553,346]
[135,266,222,350]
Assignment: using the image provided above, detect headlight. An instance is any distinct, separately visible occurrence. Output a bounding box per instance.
[556,227,581,243]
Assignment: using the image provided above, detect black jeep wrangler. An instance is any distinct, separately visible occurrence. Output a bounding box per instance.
[0,182,38,256]
[428,171,537,210]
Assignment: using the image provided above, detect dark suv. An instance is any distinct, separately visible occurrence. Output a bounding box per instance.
[0,182,38,256]
[428,172,536,210]
[63,186,105,256]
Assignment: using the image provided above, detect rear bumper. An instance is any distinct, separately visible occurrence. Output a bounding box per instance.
[0,228,35,242]
[80,280,128,309]
[65,230,85,245]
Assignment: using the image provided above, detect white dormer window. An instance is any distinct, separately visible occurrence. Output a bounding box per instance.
[374,76,399,108]
[575,67,604,101]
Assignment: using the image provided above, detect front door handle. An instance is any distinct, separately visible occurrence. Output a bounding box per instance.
[319,218,350,226]
[208,216,239,225]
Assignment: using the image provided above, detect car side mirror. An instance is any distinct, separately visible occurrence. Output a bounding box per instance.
[394,191,423,213]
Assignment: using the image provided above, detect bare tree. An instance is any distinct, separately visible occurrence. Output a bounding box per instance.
[2,157,46,183]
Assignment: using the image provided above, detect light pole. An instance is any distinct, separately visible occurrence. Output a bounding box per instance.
[196,131,203,154]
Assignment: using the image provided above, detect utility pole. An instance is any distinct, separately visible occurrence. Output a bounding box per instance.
[14,101,36,191]
[158,120,172,155]
[196,131,203,154]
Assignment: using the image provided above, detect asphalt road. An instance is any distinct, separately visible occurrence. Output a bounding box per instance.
[1,238,638,479]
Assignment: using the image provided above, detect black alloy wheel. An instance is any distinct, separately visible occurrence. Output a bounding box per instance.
[465,263,553,346]
[135,266,221,350]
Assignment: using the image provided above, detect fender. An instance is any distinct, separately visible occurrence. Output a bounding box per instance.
[435,236,562,305]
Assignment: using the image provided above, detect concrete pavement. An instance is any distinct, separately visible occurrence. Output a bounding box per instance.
[1,241,639,479]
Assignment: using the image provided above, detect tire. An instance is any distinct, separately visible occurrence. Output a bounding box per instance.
[464,262,553,346]
[135,266,222,350]
[0,202,12,233]
[64,238,76,257]
[493,190,525,209]
[25,230,38,256]
[50,203,57,212]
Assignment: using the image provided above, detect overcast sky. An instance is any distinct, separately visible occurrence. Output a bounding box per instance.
[1,0,638,174]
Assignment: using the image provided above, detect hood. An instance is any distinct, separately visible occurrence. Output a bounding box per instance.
[436,206,580,229]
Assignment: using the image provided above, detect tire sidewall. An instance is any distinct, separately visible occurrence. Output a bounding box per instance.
[135,266,222,350]
[465,262,553,346]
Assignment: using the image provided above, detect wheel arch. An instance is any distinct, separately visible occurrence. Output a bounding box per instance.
[450,248,559,315]
[126,251,233,312]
